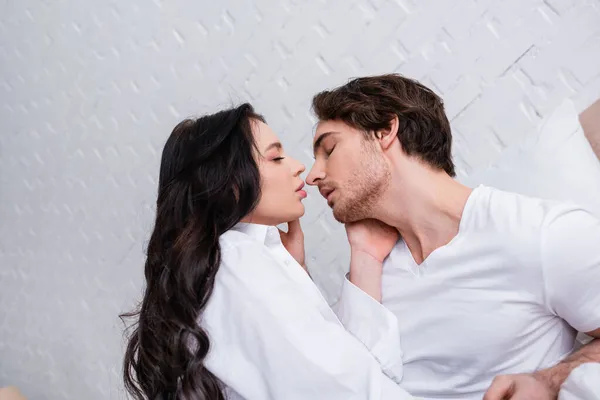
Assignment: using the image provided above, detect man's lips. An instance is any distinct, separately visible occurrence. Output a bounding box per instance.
[319,188,334,200]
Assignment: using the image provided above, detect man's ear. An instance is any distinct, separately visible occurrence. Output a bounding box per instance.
[375,115,399,150]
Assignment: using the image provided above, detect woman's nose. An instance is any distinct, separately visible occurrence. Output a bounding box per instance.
[292,158,305,176]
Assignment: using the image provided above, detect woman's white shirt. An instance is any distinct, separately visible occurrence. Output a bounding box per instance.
[200,223,410,400]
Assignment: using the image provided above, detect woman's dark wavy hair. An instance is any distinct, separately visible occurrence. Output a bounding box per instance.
[120,103,264,400]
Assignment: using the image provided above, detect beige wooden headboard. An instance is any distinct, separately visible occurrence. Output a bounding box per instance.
[0,387,27,400]
[580,99,600,160]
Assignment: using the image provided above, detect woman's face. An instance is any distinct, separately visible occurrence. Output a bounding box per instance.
[246,120,307,225]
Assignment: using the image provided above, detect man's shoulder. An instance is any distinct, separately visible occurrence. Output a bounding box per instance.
[475,186,579,229]
[466,186,583,255]
[475,186,600,252]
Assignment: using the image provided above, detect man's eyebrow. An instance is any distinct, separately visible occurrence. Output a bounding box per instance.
[313,131,338,155]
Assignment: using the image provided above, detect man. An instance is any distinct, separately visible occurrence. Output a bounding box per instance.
[305,74,600,400]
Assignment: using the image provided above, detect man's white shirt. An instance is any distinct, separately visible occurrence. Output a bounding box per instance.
[336,185,600,400]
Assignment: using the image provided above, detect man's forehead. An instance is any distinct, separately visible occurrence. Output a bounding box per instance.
[313,120,343,142]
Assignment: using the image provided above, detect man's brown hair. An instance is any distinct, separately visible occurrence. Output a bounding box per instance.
[312,74,455,177]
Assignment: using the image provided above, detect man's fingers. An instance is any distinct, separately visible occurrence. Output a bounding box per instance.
[278,220,303,242]
[287,219,303,236]
[484,376,515,400]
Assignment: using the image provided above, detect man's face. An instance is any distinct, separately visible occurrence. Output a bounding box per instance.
[306,120,390,223]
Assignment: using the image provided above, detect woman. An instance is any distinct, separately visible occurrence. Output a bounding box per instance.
[121,104,412,400]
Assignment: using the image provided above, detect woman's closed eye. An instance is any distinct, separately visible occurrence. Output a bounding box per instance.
[273,156,286,162]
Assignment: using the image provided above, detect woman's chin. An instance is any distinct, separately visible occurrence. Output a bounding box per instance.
[291,203,305,219]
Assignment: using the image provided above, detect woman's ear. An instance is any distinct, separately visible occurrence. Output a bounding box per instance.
[375,115,399,150]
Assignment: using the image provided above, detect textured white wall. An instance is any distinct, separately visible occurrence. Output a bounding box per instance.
[1,0,599,399]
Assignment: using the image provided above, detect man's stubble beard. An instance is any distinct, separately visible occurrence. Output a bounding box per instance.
[333,151,391,223]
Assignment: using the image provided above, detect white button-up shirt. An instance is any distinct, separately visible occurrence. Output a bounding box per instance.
[201,223,411,400]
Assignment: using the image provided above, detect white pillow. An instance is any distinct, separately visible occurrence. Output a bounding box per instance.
[559,362,600,400]
[460,99,600,217]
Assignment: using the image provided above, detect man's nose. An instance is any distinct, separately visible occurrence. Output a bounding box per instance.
[306,163,323,186]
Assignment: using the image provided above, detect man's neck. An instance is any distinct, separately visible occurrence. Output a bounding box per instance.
[374,169,473,265]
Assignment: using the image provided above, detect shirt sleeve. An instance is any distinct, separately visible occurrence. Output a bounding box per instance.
[202,241,413,400]
[541,204,600,333]
[333,275,404,382]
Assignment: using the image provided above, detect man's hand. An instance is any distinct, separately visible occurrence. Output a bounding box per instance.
[279,219,306,271]
[484,373,555,400]
[345,219,399,262]
[486,334,600,400]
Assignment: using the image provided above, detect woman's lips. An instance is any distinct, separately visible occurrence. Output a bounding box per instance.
[296,182,307,199]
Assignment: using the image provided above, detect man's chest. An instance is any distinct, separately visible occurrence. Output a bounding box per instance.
[379,253,558,393]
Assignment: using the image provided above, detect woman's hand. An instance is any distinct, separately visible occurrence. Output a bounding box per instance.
[279,219,306,271]
[344,219,399,301]
[345,219,399,263]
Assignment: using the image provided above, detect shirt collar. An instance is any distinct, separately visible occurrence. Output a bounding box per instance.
[232,222,282,246]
